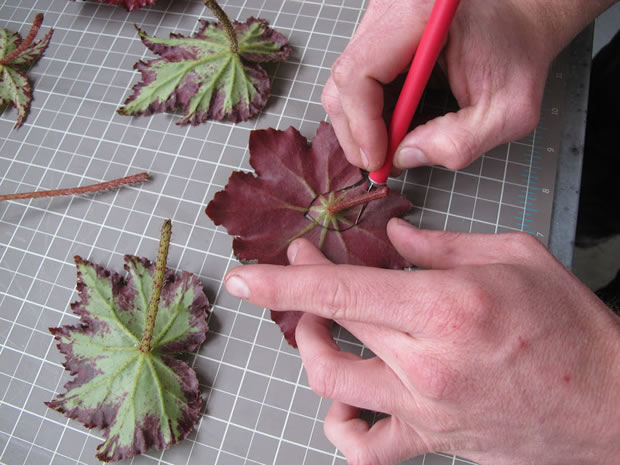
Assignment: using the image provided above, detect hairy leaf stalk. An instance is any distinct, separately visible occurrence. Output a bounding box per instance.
[203,0,239,54]
[0,13,44,65]
[139,219,172,353]
[0,172,149,201]
[328,185,389,215]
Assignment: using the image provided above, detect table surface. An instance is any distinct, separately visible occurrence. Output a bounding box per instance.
[0,1,590,465]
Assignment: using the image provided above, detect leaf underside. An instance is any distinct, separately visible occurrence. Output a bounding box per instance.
[46,255,209,462]
[0,15,53,128]
[206,122,412,346]
[71,0,157,12]
[118,17,290,124]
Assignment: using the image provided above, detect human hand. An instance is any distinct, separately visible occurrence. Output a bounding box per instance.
[323,0,615,172]
[224,219,620,465]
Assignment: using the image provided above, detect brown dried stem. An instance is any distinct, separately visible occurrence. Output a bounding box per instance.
[328,185,389,215]
[0,172,150,202]
[139,219,172,353]
[203,0,239,54]
[0,13,44,65]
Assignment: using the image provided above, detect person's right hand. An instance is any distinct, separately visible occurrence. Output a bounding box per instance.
[322,0,615,172]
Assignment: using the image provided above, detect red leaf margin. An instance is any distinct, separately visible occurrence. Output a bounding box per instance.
[69,0,157,12]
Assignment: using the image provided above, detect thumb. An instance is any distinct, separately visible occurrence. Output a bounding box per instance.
[393,98,538,171]
[287,238,332,266]
[387,218,541,269]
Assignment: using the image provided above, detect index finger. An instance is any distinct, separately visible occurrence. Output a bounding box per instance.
[324,3,428,169]
[224,263,450,333]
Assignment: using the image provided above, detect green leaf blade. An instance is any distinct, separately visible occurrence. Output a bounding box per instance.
[139,24,229,57]
[0,15,52,128]
[10,28,53,68]
[0,67,32,128]
[118,17,290,125]
[237,18,291,62]
[0,29,20,61]
[47,255,209,462]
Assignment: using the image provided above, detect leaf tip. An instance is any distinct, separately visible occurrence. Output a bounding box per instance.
[134,24,146,37]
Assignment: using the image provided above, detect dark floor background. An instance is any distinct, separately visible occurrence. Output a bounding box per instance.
[572,2,620,291]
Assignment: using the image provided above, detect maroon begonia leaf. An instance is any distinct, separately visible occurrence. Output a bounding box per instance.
[0,14,53,128]
[46,253,209,462]
[118,17,290,124]
[206,122,411,346]
[70,0,157,12]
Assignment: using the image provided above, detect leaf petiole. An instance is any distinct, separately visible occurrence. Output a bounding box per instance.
[328,185,389,215]
[203,0,239,54]
[138,219,172,353]
[0,172,150,201]
[0,13,44,65]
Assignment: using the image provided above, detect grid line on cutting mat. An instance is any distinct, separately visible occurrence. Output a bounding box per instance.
[1,0,564,464]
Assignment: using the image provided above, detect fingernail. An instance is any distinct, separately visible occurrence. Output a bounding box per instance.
[396,146,428,168]
[225,275,250,300]
[360,148,370,170]
[287,241,300,264]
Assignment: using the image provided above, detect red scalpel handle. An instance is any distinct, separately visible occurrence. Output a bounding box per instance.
[368,0,461,185]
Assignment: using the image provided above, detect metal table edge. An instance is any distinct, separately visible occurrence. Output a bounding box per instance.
[549,24,594,269]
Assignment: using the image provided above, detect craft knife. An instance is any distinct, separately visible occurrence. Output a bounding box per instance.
[356,0,461,224]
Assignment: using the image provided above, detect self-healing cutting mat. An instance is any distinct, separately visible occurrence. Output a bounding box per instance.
[0,1,571,464]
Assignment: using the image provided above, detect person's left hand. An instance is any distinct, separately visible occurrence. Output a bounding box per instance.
[223,219,620,465]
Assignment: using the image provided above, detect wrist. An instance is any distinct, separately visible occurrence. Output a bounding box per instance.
[596,314,620,464]
[514,0,618,58]
[569,307,620,465]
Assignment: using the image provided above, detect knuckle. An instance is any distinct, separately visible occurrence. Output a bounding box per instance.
[321,83,342,116]
[262,279,288,311]
[331,54,357,89]
[346,450,380,465]
[431,272,495,336]
[410,354,458,401]
[431,230,467,260]
[323,420,375,465]
[306,356,339,399]
[348,123,367,147]
[503,232,544,260]
[518,102,540,135]
[423,411,461,435]
[497,88,541,141]
[322,279,357,320]
[504,102,540,141]
[460,280,493,317]
[439,123,479,170]
[322,416,338,441]
[456,280,496,334]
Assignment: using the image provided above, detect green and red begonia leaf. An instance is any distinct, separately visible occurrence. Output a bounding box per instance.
[0,14,53,128]
[206,122,411,346]
[118,17,290,124]
[46,255,209,462]
[81,0,157,11]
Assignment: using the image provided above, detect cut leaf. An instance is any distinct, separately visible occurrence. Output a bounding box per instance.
[118,17,290,124]
[206,123,411,346]
[76,0,157,11]
[46,241,209,462]
[0,13,53,128]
